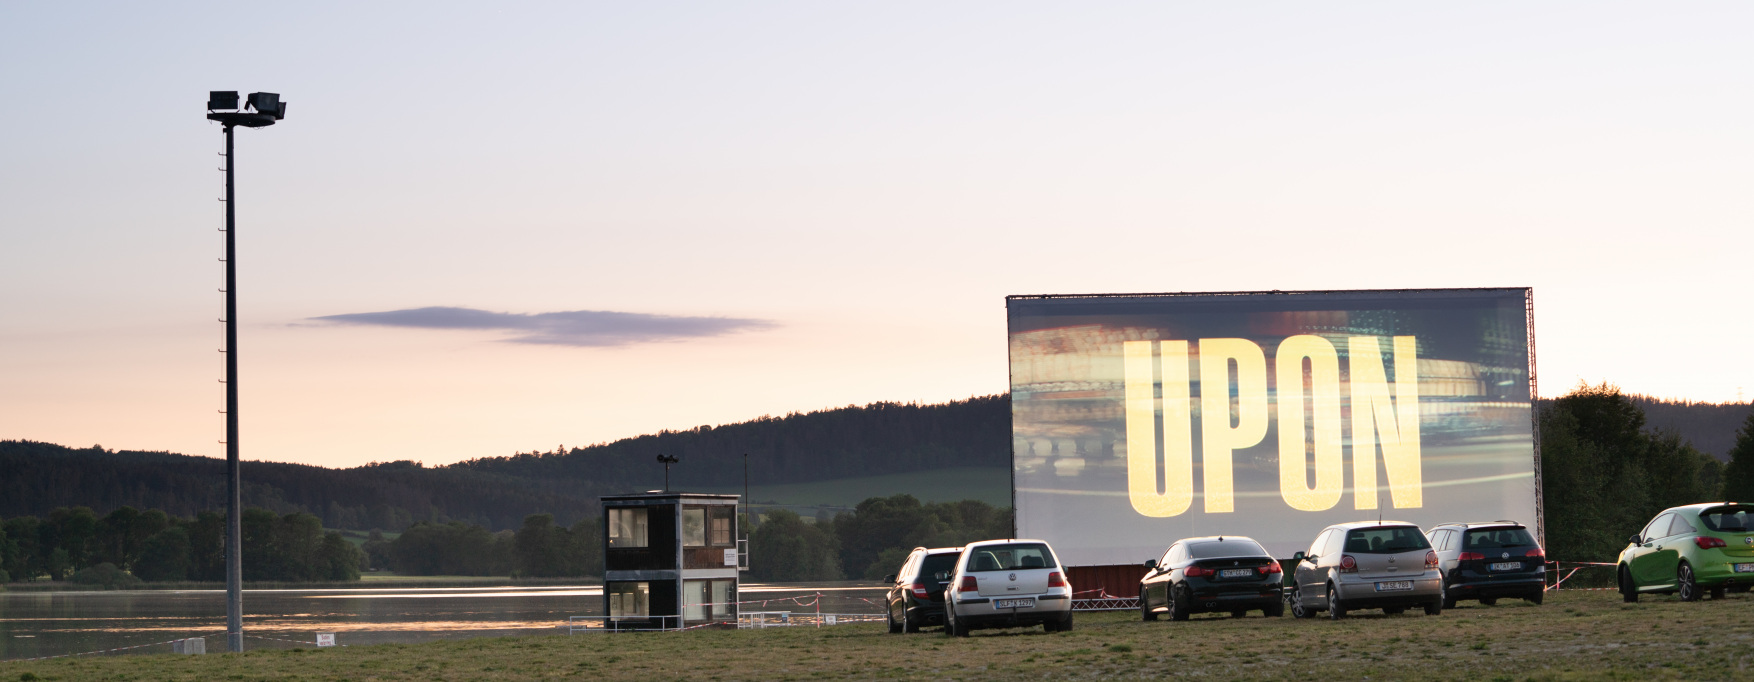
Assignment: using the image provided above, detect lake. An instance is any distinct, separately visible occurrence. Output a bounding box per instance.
[0,582,887,661]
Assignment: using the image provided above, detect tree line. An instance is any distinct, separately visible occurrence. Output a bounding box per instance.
[1541,383,1754,563]
[0,395,1009,533]
[0,506,360,585]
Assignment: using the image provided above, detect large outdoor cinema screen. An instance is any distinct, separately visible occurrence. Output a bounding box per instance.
[1008,289,1538,566]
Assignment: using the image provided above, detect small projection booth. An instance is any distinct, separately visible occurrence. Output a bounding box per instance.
[602,491,742,629]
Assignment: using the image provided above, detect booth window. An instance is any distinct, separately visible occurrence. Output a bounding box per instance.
[683,579,736,622]
[709,507,733,546]
[682,508,706,547]
[607,582,649,617]
[609,508,649,548]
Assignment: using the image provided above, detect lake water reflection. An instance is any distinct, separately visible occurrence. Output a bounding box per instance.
[0,582,884,661]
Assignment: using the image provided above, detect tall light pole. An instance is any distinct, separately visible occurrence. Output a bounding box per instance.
[657,454,679,491]
[205,90,286,654]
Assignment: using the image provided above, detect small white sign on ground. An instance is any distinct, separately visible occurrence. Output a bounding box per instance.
[316,633,336,647]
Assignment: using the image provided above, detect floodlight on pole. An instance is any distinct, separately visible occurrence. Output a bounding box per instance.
[657,454,679,491]
[206,89,287,653]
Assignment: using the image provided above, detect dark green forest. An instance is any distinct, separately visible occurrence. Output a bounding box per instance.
[0,395,1008,533]
[1540,384,1754,563]
[4,389,1753,585]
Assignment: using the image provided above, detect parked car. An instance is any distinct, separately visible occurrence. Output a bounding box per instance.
[883,546,963,633]
[1288,521,1442,619]
[943,539,1074,636]
[1138,535,1284,621]
[1619,502,1754,602]
[1425,521,1546,607]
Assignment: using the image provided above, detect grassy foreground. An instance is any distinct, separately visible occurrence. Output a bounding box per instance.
[5,590,1754,680]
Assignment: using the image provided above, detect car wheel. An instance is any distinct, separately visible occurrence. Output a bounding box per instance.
[887,604,902,634]
[1527,589,1544,606]
[1678,562,1700,602]
[902,608,919,633]
[1264,598,1285,618]
[1479,597,1497,607]
[1055,613,1074,632]
[1424,596,1442,616]
[1710,585,1726,601]
[1327,584,1347,620]
[1141,592,1158,622]
[1439,575,1456,610]
[1620,566,1639,603]
[1290,587,1315,619]
[945,608,968,637]
[1169,584,1192,622]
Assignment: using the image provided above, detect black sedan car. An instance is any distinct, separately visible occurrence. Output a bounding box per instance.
[1140,536,1285,621]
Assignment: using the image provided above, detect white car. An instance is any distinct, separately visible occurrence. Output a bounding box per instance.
[943,539,1074,636]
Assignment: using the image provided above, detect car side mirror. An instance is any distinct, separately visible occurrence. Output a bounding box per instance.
[1628,534,1642,545]
[1291,551,1307,563]
[883,574,896,584]
[1143,559,1157,570]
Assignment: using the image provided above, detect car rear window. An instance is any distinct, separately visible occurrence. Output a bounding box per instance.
[1188,538,1267,559]
[1464,527,1535,549]
[1699,506,1754,533]
[919,553,960,579]
[1342,526,1431,554]
[964,543,1056,572]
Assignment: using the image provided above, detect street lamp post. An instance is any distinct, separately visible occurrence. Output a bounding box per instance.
[205,90,286,654]
[657,454,679,491]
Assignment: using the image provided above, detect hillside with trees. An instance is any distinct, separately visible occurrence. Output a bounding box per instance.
[0,395,1009,533]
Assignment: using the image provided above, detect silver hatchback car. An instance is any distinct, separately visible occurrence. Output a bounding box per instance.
[943,539,1074,636]
[1289,521,1443,619]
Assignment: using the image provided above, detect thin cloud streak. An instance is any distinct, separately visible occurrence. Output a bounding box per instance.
[311,307,776,347]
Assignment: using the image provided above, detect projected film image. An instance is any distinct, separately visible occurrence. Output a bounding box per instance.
[1007,289,1537,566]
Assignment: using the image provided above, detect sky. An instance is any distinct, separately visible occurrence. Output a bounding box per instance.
[2,2,1750,469]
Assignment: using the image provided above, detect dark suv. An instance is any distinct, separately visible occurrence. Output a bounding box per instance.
[883,546,962,633]
[1425,521,1546,608]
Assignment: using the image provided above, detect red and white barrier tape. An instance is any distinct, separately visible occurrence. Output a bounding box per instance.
[4,635,215,663]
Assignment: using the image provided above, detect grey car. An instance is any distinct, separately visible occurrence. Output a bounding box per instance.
[1289,521,1443,619]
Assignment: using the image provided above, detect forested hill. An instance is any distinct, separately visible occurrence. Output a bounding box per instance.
[451,395,1010,489]
[1631,396,1752,461]
[7,393,1741,532]
[0,395,1010,531]
[0,441,596,532]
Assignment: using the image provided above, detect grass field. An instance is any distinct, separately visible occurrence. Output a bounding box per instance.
[6,589,1754,680]
[694,467,1011,510]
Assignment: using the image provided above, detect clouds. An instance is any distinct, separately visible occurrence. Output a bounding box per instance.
[310,306,775,347]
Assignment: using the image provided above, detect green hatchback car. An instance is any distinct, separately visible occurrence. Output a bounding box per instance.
[1619,502,1754,602]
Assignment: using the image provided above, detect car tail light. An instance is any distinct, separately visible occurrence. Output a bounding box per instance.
[910,583,930,599]
[1258,562,1283,575]
[1185,565,1215,577]
[1525,547,1545,559]
[1425,551,1439,568]
[1339,555,1357,573]
[958,576,978,593]
[1047,571,1067,588]
[1459,552,1485,561]
[1696,536,1728,550]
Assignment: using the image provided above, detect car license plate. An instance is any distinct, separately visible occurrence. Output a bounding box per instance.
[1375,581,1413,592]
[1735,563,1754,574]
[1219,568,1253,579]
[995,598,1035,609]
[1489,562,1521,572]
